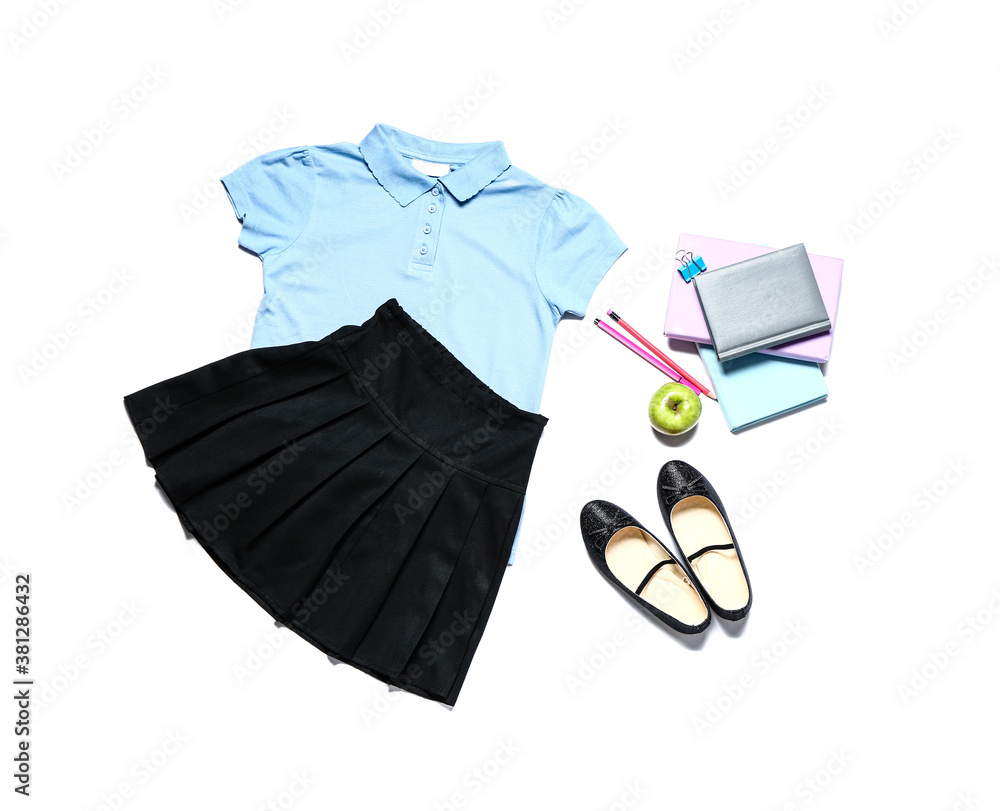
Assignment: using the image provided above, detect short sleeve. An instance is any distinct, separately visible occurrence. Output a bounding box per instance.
[221,147,315,256]
[533,189,627,317]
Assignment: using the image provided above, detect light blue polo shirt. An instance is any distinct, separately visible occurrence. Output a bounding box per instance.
[221,124,626,561]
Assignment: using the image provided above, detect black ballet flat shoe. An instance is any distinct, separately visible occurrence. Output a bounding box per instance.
[656,461,752,621]
[580,500,710,634]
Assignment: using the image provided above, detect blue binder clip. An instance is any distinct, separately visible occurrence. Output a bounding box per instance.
[676,252,707,283]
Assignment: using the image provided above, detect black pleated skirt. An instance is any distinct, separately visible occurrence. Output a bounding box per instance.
[124,299,546,706]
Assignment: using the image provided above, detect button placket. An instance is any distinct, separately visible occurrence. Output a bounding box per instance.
[410,184,444,270]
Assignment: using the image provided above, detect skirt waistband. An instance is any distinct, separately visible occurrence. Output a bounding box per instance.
[377,299,547,433]
[334,299,547,491]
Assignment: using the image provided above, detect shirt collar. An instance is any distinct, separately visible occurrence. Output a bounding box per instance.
[359,124,510,206]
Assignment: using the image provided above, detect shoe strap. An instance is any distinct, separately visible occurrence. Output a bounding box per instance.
[687,543,735,562]
[635,558,680,595]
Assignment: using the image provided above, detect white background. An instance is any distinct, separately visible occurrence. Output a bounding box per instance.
[4,0,999,808]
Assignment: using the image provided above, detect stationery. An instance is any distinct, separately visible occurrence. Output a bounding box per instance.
[606,310,716,400]
[697,344,828,432]
[664,235,844,363]
[694,244,830,362]
[594,318,705,395]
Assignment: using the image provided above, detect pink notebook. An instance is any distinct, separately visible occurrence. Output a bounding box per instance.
[664,234,844,363]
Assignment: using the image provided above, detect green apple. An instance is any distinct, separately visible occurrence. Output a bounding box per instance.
[648,382,702,435]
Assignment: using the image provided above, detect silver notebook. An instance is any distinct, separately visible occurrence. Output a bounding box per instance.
[693,244,831,363]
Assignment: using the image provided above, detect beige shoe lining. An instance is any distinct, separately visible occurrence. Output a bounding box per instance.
[604,526,709,627]
[670,496,749,612]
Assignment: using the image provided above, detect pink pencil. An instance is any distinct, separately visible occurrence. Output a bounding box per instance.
[607,310,717,401]
[594,318,704,395]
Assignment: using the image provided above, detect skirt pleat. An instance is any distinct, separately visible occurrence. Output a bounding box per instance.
[299,451,459,657]
[157,388,370,505]
[128,340,355,463]
[176,402,391,546]
[350,472,489,677]
[202,428,420,610]
[401,485,524,702]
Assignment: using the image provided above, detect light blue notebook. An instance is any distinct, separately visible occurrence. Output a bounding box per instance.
[697,344,828,432]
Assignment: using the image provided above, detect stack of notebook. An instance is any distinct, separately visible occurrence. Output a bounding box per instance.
[664,234,843,432]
